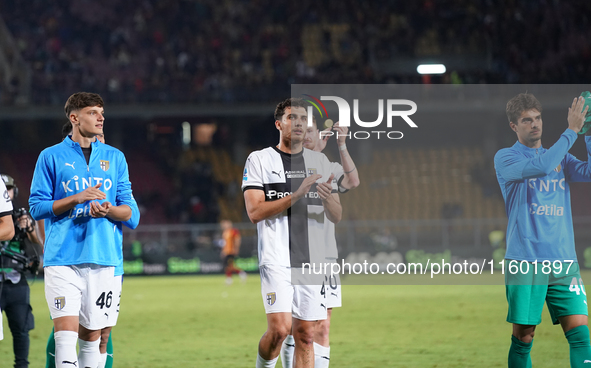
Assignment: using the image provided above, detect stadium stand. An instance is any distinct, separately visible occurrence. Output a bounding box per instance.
[1,0,591,106]
[341,146,506,221]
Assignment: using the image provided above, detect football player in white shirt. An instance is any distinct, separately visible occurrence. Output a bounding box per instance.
[0,177,15,341]
[243,98,341,368]
[280,116,360,368]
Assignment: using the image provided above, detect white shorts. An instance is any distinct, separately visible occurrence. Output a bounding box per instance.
[106,275,123,327]
[323,273,342,309]
[259,265,327,321]
[44,265,117,330]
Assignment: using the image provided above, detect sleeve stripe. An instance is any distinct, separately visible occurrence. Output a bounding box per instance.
[0,210,13,218]
[242,186,264,192]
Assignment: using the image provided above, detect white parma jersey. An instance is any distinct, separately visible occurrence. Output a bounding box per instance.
[242,146,337,268]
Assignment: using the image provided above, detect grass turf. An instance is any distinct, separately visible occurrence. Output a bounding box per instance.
[1,272,586,367]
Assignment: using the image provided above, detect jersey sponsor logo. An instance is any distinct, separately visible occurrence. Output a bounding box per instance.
[265,189,320,200]
[266,190,291,199]
[65,162,75,169]
[68,203,98,219]
[528,178,565,192]
[100,160,110,171]
[62,176,113,193]
[54,296,66,310]
[286,170,306,179]
[266,292,276,306]
[529,203,564,216]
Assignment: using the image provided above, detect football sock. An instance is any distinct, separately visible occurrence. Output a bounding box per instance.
[106,332,113,368]
[46,327,56,368]
[508,335,532,368]
[54,331,78,368]
[98,353,107,368]
[78,338,100,368]
[314,342,330,368]
[280,335,295,368]
[566,325,591,368]
[256,353,278,368]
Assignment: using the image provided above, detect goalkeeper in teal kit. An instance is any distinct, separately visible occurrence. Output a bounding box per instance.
[495,93,591,367]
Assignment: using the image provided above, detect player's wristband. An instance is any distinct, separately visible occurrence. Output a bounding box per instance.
[339,144,347,151]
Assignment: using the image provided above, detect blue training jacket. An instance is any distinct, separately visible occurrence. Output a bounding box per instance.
[494,129,591,262]
[29,136,140,270]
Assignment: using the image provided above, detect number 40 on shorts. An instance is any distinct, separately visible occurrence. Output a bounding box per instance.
[569,278,587,296]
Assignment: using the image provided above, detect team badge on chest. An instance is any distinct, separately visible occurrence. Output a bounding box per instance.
[100,160,110,171]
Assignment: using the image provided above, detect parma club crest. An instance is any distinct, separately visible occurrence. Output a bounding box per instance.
[54,296,66,310]
[554,164,561,173]
[100,160,110,172]
[307,168,317,176]
[266,292,276,306]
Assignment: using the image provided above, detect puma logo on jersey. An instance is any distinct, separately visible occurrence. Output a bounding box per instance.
[272,170,282,178]
[65,162,75,169]
[62,361,77,366]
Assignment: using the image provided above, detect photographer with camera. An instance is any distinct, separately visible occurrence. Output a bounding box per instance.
[1,173,44,368]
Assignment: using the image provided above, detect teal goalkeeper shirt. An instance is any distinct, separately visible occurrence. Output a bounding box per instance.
[494,129,591,262]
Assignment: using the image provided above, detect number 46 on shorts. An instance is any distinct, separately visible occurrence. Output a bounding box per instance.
[96,291,113,309]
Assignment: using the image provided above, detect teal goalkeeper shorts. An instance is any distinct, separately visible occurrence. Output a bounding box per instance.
[505,261,588,325]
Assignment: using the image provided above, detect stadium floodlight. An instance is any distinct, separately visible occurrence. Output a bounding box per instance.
[417,64,446,75]
[182,121,191,146]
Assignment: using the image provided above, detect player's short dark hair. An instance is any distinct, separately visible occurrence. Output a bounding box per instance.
[61,122,72,139]
[274,98,307,121]
[64,92,104,118]
[506,93,542,124]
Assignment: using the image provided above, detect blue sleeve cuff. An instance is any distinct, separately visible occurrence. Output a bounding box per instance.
[30,200,56,220]
[563,128,578,141]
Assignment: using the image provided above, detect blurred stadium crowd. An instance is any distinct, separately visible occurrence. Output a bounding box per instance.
[1,0,591,227]
[1,0,591,106]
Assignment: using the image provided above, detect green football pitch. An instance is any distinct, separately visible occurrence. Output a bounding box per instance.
[1,273,588,367]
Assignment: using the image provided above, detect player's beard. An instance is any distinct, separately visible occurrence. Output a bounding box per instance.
[528,132,541,144]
